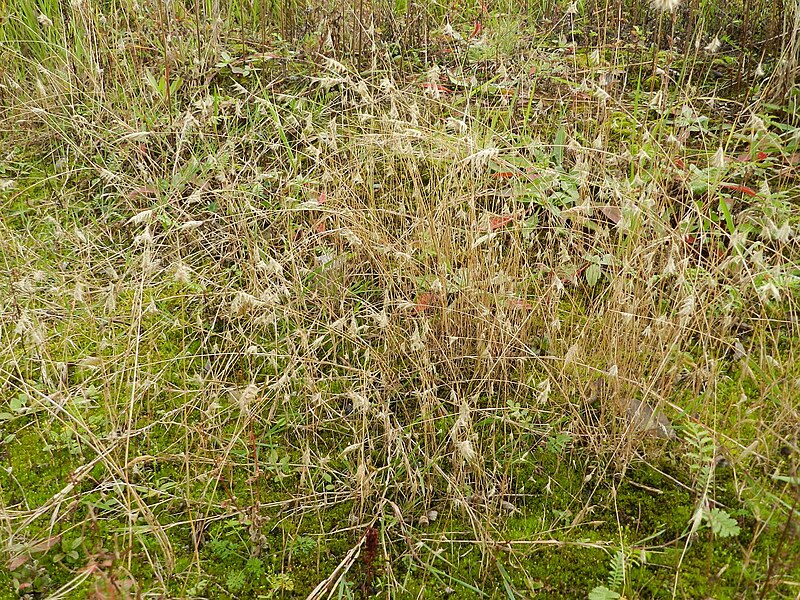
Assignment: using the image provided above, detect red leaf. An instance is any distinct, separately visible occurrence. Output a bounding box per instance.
[421,83,451,94]
[318,191,327,204]
[471,21,482,38]
[720,182,758,197]
[674,158,685,170]
[491,171,515,179]
[737,151,769,162]
[489,213,518,231]
[507,298,532,310]
[127,186,159,200]
[29,534,62,554]
[313,218,326,233]
[415,292,441,314]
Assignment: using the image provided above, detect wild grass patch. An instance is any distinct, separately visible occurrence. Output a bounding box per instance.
[1,0,799,597]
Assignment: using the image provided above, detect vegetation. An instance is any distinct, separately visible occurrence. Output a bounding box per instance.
[1,0,799,597]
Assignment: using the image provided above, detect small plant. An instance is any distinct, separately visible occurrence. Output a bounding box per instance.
[290,534,317,556]
[546,430,572,454]
[589,546,645,599]
[265,571,295,596]
[584,253,614,287]
[506,398,531,423]
[51,536,84,565]
[677,418,741,585]
[226,569,247,593]
[703,507,741,538]
[683,420,716,493]
[185,579,208,596]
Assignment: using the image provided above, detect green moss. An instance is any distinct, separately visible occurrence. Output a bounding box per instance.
[0,424,79,509]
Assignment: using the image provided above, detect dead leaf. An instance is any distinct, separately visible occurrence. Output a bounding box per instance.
[29,534,62,553]
[79,356,103,369]
[126,187,159,200]
[177,220,205,231]
[599,206,622,224]
[507,298,532,311]
[489,213,519,231]
[7,554,29,571]
[415,292,442,314]
[624,398,676,439]
[720,182,758,197]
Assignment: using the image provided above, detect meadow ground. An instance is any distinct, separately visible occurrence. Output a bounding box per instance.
[1,1,799,597]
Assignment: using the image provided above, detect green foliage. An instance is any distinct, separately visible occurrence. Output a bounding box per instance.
[547,431,572,454]
[290,535,317,556]
[588,586,620,600]
[606,550,627,590]
[590,545,646,598]
[682,420,716,491]
[704,507,741,538]
[226,569,247,592]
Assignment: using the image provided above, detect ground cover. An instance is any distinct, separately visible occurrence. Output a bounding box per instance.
[1,0,799,597]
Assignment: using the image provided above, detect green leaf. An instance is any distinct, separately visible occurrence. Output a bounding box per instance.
[10,395,27,413]
[245,557,264,575]
[772,474,800,485]
[705,508,740,537]
[496,560,517,600]
[553,125,566,166]
[718,197,735,235]
[226,570,246,592]
[589,586,621,600]
[586,263,602,287]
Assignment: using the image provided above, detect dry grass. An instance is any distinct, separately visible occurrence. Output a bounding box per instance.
[1,0,799,597]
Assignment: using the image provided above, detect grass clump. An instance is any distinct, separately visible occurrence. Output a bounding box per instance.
[1,0,800,597]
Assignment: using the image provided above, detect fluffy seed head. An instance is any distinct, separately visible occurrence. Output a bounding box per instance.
[650,0,681,12]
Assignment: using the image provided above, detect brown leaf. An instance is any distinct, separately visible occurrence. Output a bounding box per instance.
[29,534,62,553]
[126,186,159,200]
[624,399,676,439]
[489,213,519,231]
[600,206,622,224]
[7,554,29,571]
[415,292,442,314]
[507,298,532,311]
[720,182,758,197]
